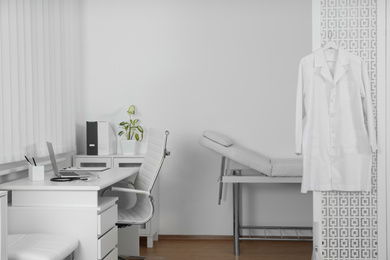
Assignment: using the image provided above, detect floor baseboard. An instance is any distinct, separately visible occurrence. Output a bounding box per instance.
[143,235,234,241]
[143,234,313,241]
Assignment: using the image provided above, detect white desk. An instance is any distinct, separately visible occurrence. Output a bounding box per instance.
[0,167,139,260]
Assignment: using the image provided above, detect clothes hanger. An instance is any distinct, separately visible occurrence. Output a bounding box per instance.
[323,31,339,50]
[322,31,339,63]
[323,40,338,50]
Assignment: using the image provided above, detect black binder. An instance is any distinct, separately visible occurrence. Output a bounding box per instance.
[86,121,98,155]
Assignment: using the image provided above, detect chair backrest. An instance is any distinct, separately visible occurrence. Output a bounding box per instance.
[133,129,170,193]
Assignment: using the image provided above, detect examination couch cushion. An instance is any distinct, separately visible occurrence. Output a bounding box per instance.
[200,131,303,177]
[201,131,273,176]
[203,130,234,147]
[271,157,303,177]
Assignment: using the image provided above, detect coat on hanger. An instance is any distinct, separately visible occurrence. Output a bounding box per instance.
[295,47,377,193]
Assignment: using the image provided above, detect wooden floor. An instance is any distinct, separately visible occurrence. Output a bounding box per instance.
[129,236,313,260]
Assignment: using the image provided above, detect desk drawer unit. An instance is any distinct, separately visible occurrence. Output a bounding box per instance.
[98,198,118,260]
[98,226,118,260]
[98,204,118,236]
[113,157,143,168]
[103,247,118,260]
[73,156,112,168]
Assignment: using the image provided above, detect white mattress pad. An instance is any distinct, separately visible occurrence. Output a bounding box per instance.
[200,131,303,177]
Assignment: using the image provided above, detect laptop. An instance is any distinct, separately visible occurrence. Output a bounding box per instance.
[46,142,94,178]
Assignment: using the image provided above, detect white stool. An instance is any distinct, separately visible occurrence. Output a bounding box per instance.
[8,234,78,260]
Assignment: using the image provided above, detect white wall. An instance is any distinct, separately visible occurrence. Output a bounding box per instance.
[79,0,313,235]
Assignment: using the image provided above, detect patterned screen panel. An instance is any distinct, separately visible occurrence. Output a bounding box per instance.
[320,0,378,259]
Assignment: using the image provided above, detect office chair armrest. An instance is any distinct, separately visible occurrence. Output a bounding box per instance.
[111,187,151,197]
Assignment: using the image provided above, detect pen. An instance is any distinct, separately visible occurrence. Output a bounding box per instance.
[24,156,32,165]
[32,157,37,166]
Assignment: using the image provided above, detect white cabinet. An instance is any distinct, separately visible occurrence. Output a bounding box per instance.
[73,154,159,248]
[103,247,118,260]
[113,157,143,167]
[6,194,119,259]
[98,226,118,260]
[98,198,119,260]
[73,156,113,168]
[98,204,118,236]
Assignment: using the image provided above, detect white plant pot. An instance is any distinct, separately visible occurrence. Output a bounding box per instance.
[120,140,138,155]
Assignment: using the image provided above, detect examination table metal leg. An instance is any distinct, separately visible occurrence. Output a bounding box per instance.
[233,170,241,256]
[218,157,226,205]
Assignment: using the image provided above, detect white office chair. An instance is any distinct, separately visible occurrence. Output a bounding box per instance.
[8,233,78,260]
[102,128,170,260]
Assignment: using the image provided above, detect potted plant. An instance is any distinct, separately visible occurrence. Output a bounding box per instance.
[118,105,144,154]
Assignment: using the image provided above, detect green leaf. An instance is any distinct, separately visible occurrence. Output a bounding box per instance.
[127,105,135,115]
[119,104,144,141]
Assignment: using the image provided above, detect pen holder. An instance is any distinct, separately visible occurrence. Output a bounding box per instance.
[29,165,44,181]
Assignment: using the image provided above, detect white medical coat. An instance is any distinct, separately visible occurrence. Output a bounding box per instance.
[295,47,377,193]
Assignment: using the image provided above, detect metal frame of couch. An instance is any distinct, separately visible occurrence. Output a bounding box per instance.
[200,131,312,256]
